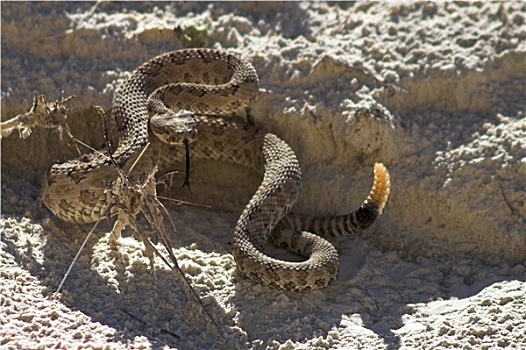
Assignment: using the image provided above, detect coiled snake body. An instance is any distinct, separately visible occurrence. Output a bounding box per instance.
[42,48,390,291]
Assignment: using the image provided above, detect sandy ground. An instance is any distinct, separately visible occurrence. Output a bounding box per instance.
[1,2,525,349]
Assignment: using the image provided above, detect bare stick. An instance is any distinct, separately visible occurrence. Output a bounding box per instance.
[120,309,180,338]
[1,92,78,153]
[54,215,104,296]
[499,182,518,215]
[157,195,212,209]
[155,197,226,339]
[93,107,227,340]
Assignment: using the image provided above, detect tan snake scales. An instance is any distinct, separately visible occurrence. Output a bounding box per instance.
[42,48,390,291]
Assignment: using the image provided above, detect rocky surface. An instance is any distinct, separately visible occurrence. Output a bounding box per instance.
[1,2,525,349]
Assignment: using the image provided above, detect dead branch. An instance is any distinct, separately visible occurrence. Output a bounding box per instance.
[1,92,79,153]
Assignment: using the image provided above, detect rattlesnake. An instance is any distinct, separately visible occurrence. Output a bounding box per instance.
[42,48,390,291]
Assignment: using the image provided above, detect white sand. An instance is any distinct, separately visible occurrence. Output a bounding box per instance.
[1,2,525,349]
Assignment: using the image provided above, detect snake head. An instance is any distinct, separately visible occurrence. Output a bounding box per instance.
[149,110,197,145]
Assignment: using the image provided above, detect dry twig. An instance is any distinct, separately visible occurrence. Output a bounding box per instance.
[55,106,227,342]
[1,92,79,153]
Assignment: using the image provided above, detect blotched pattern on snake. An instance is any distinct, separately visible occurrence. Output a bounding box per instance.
[42,48,390,291]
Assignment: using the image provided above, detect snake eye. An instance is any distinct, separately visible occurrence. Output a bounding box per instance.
[149,110,197,145]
